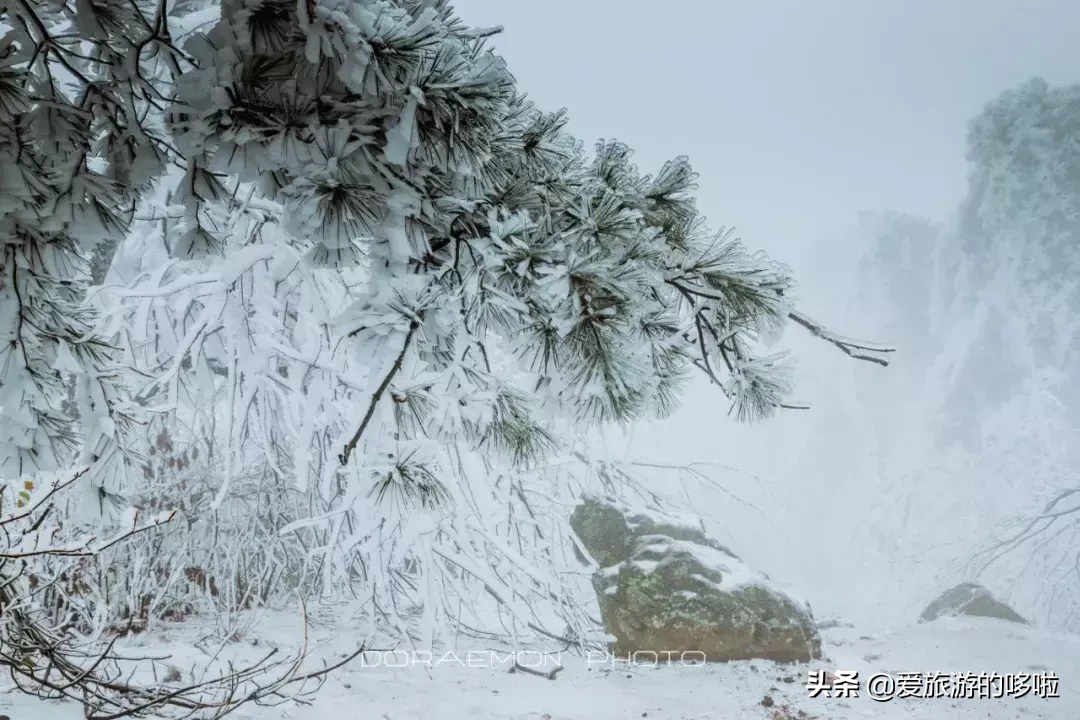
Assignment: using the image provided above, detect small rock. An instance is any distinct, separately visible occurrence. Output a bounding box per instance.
[761,695,775,707]
[782,675,795,683]
[342,683,352,689]
[920,582,1028,624]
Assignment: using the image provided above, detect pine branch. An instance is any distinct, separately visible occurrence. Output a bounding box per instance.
[339,320,420,466]
[787,310,895,366]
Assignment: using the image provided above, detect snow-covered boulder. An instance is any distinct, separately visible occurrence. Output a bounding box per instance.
[920,582,1028,624]
[569,495,821,663]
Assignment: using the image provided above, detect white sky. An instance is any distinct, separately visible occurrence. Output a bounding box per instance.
[454,0,1079,276]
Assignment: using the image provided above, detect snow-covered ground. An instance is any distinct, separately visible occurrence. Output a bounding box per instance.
[4,612,1076,719]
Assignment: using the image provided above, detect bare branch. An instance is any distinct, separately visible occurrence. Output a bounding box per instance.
[340,320,421,466]
[787,310,895,366]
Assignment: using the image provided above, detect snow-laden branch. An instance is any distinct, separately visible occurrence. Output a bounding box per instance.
[787,310,896,366]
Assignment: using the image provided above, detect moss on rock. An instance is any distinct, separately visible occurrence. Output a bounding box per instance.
[571,495,822,663]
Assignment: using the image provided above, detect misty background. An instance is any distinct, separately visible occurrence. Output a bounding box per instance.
[453,0,1080,631]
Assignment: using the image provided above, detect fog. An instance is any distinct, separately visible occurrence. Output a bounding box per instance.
[5,2,1080,716]
[454,0,1080,630]
[454,0,1078,261]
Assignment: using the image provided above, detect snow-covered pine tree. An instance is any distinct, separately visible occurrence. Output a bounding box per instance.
[0,2,365,710]
[166,0,890,445]
[0,0,896,667]
[0,0,181,498]
[81,0,887,643]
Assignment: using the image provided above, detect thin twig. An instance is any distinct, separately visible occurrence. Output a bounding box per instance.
[340,320,420,466]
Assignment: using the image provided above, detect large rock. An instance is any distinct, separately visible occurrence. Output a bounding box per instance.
[920,582,1028,624]
[569,495,821,663]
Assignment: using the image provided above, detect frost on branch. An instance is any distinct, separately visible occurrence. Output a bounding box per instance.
[0,0,191,502]
[0,467,365,719]
[80,0,901,648]
[167,0,893,443]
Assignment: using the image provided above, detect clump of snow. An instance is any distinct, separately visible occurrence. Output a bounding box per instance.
[630,559,660,573]
[632,535,762,592]
[610,495,710,535]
